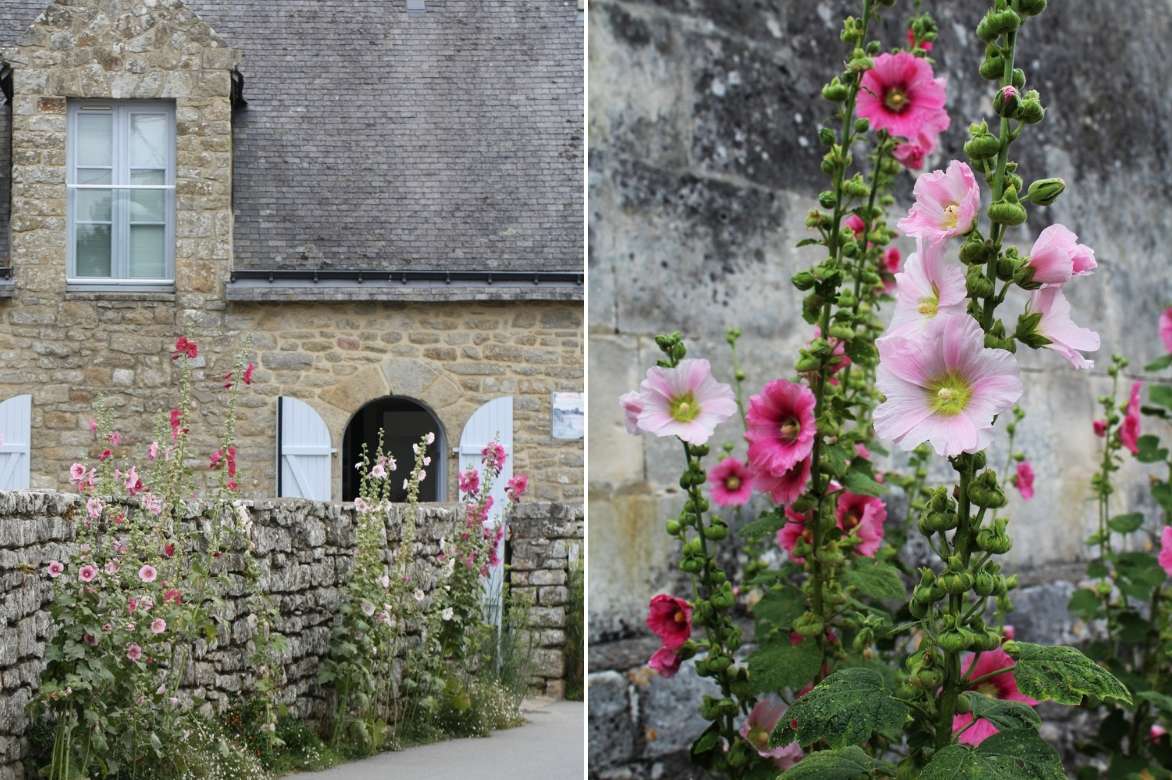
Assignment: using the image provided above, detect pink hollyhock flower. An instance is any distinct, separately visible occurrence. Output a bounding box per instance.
[1152,725,1168,743]
[636,359,737,445]
[1162,307,1172,354]
[745,380,817,475]
[907,27,934,52]
[739,697,806,769]
[162,542,175,559]
[884,247,902,276]
[69,463,86,483]
[150,618,166,635]
[126,643,143,662]
[708,458,753,507]
[78,564,98,583]
[855,443,872,460]
[857,52,948,140]
[370,462,387,479]
[952,648,1038,746]
[169,409,183,441]
[243,362,255,385]
[835,492,887,557]
[143,494,164,516]
[1013,461,1035,500]
[163,588,183,605]
[1158,526,1172,577]
[46,560,64,578]
[88,419,98,434]
[778,507,813,563]
[86,497,103,520]
[138,564,158,584]
[148,441,159,460]
[124,466,142,496]
[354,497,370,513]
[1121,382,1143,456]
[458,468,480,496]
[98,449,112,462]
[646,594,693,650]
[1092,419,1108,437]
[648,646,682,677]
[844,213,867,238]
[893,110,949,172]
[83,632,98,647]
[887,238,967,338]
[875,314,1023,457]
[104,560,118,575]
[171,336,198,361]
[109,431,122,446]
[506,474,529,501]
[755,457,813,506]
[1026,224,1097,286]
[898,161,981,243]
[209,450,223,469]
[619,391,644,435]
[1026,287,1100,370]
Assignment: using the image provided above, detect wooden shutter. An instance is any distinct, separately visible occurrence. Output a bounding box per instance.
[0,395,32,491]
[278,397,332,501]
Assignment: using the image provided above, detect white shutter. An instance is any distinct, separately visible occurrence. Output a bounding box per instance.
[458,397,514,624]
[0,395,32,491]
[278,397,333,501]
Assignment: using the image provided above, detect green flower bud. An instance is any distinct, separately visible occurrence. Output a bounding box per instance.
[970,470,1008,509]
[1011,67,1027,90]
[939,631,968,653]
[908,597,928,618]
[1019,0,1047,15]
[829,324,854,341]
[680,557,702,574]
[855,117,871,133]
[991,9,1021,36]
[996,256,1017,281]
[792,271,817,291]
[960,235,992,265]
[705,522,729,542]
[965,130,1002,160]
[912,667,944,689]
[956,693,973,713]
[988,186,1028,226]
[994,85,1020,117]
[979,46,1005,80]
[822,78,849,102]
[1018,96,1045,124]
[974,571,997,596]
[965,265,996,298]
[1006,173,1024,193]
[793,611,825,638]
[802,293,825,325]
[819,191,837,209]
[941,573,970,595]
[666,519,681,536]
[976,11,999,42]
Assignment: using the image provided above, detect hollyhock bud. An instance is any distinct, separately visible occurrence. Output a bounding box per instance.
[964,125,1002,160]
[1018,90,1045,124]
[821,77,849,102]
[989,185,1028,226]
[979,46,1004,80]
[994,86,1020,117]
[1019,0,1047,14]
[1025,178,1065,206]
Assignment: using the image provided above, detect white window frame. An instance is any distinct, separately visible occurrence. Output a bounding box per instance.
[66,100,176,290]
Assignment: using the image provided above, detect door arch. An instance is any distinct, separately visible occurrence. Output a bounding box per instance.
[342,396,447,503]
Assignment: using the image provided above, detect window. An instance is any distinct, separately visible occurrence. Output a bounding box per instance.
[67,101,175,287]
[342,397,447,503]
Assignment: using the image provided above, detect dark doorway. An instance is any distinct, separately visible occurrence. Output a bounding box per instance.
[342,396,446,503]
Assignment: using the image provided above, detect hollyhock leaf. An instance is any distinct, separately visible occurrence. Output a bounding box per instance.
[822,442,853,477]
[1153,483,1172,514]
[749,637,822,694]
[1141,404,1170,419]
[1137,690,1172,716]
[777,745,874,779]
[1066,588,1102,621]
[1116,611,1149,644]
[966,693,1043,734]
[1135,435,1168,464]
[1004,642,1133,707]
[771,668,909,749]
[1145,354,1172,373]
[689,721,722,768]
[796,238,820,248]
[843,558,906,602]
[1115,552,1166,600]
[1107,513,1145,534]
[739,508,787,541]
[1150,385,1172,410]
[843,469,885,497]
[920,730,1065,779]
[752,585,807,631]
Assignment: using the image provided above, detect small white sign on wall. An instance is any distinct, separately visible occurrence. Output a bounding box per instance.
[551,392,584,440]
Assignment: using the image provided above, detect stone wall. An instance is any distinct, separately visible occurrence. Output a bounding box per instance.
[0,492,582,779]
[587,0,1172,777]
[508,501,585,697]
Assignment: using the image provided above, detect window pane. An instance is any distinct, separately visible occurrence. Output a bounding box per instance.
[76,225,112,277]
[131,170,165,186]
[77,113,113,167]
[75,189,112,223]
[78,168,112,185]
[130,114,168,170]
[129,225,166,279]
[130,190,165,223]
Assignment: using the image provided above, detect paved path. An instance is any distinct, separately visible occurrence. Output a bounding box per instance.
[284,699,584,780]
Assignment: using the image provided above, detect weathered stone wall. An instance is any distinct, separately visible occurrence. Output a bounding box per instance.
[508,501,585,698]
[0,492,582,779]
[587,1,1172,777]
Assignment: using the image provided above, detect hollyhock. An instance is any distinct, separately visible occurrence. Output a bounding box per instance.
[98,449,112,462]
[1026,287,1100,370]
[482,441,507,468]
[70,463,86,483]
[893,109,949,172]
[126,643,142,662]
[88,419,98,434]
[635,359,737,445]
[1121,381,1143,455]
[1014,461,1035,500]
[952,648,1038,746]
[897,161,981,243]
[739,697,805,769]
[458,468,480,496]
[171,336,198,360]
[777,508,813,563]
[226,446,237,478]
[619,391,643,435]
[86,497,103,519]
[886,239,967,337]
[1158,526,1172,578]
[1026,224,1097,286]
[1153,725,1168,744]
[857,52,948,140]
[646,594,693,650]
[169,409,183,440]
[745,380,817,475]
[1093,419,1108,438]
[648,646,682,678]
[1162,307,1172,353]
[150,618,167,635]
[47,560,64,578]
[875,314,1023,457]
[124,466,142,496]
[148,441,159,460]
[78,564,98,583]
[755,457,813,506]
[835,492,887,557]
[109,431,122,446]
[845,213,867,238]
[708,458,753,507]
[354,497,370,514]
[163,542,175,559]
[243,361,255,384]
[138,564,158,584]
[143,494,163,516]
[907,27,934,52]
[506,474,529,501]
[104,560,118,575]
[370,462,387,479]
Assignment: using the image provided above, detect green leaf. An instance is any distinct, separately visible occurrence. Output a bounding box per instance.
[1108,513,1145,534]
[749,637,822,694]
[796,238,820,248]
[1136,435,1169,464]
[1116,552,1166,600]
[920,730,1066,779]
[739,509,785,541]
[752,585,807,631]
[772,667,909,749]
[966,693,1042,734]
[822,443,853,478]
[1067,588,1102,621]
[1146,354,1172,372]
[690,721,721,769]
[844,558,906,602]
[1086,559,1109,579]
[1138,690,1172,716]
[778,745,874,779]
[843,468,885,497]
[1005,642,1133,707]
[1151,384,1172,410]
[1155,482,1172,514]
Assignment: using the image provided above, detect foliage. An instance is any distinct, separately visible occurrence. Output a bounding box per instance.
[564,555,585,701]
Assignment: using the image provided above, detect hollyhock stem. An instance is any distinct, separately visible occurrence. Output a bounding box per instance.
[827,0,875,263]
[981,9,1019,331]
[934,456,975,748]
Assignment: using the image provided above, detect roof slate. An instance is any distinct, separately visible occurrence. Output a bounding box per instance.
[0,0,584,274]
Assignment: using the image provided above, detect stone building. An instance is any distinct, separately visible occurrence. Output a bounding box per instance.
[587,1,1171,776]
[0,0,585,504]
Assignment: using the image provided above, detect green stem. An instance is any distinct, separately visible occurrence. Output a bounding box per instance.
[981,14,1018,331]
[935,459,975,749]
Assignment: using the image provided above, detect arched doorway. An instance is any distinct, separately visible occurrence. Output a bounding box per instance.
[342,396,447,503]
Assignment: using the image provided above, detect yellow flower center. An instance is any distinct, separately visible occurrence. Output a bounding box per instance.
[885,87,909,112]
[670,393,700,423]
[779,417,801,442]
[977,682,999,698]
[844,510,862,529]
[918,284,941,317]
[942,203,961,229]
[725,476,742,490]
[928,374,973,416]
[674,610,687,624]
[748,726,770,750]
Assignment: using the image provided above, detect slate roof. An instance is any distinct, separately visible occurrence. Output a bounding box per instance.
[0,0,584,275]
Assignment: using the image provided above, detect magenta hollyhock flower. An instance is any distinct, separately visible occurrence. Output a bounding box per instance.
[835,492,887,557]
[857,52,948,139]
[953,648,1038,746]
[85,497,103,520]
[648,646,682,677]
[898,161,981,243]
[126,643,143,662]
[875,314,1023,457]
[458,468,480,496]
[893,110,949,171]
[739,697,805,768]
[1121,381,1143,455]
[887,239,967,338]
[150,618,167,635]
[138,564,158,584]
[844,213,867,238]
[754,457,813,506]
[777,507,813,563]
[1093,419,1108,438]
[907,27,934,52]
[646,594,693,649]
[708,458,753,507]
[46,560,64,578]
[1026,224,1097,286]
[148,441,160,460]
[506,474,529,501]
[1153,724,1168,743]
[69,463,86,483]
[1162,307,1172,353]
[1013,461,1035,500]
[745,380,817,475]
[636,359,737,445]
[619,391,644,435]
[1158,526,1172,577]
[78,564,98,583]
